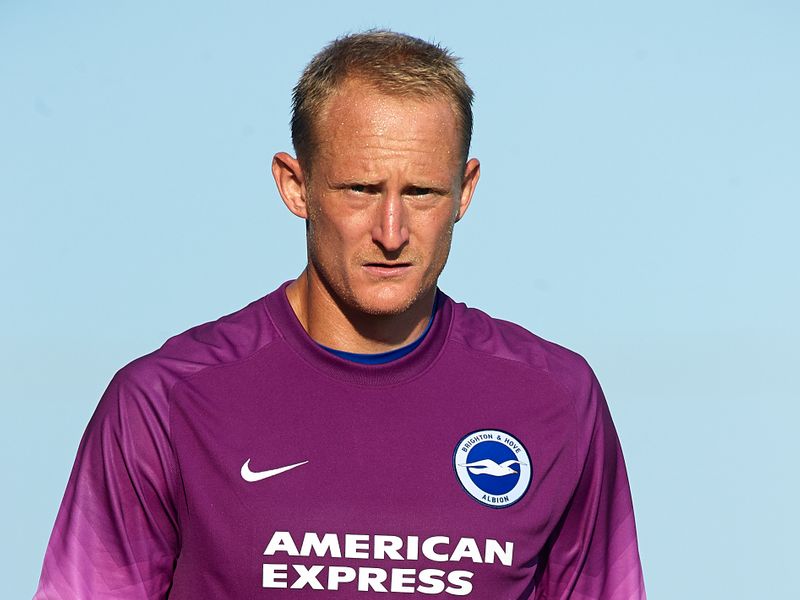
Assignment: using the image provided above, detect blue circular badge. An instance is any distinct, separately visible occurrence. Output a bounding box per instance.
[453,429,532,508]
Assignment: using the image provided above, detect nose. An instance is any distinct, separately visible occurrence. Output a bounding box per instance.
[371,191,410,253]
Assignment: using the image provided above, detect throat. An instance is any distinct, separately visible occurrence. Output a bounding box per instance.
[318,302,437,363]
[285,270,438,354]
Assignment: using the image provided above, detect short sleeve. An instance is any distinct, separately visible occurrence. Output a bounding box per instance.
[33,369,181,599]
[534,374,646,599]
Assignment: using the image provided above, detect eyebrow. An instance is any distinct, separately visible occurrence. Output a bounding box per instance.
[330,180,451,195]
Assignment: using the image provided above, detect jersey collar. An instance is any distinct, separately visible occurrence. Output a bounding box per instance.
[264,280,453,386]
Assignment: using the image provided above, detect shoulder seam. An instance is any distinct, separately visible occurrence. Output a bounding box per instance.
[261,294,288,344]
[165,335,281,398]
[449,337,583,408]
[160,294,282,397]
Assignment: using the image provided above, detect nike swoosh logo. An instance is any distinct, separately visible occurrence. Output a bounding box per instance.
[240,458,308,482]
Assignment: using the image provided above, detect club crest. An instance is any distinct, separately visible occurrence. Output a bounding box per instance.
[453,429,532,509]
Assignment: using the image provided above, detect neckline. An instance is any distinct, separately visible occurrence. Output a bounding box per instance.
[264,280,453,386]
[318,295,438,364]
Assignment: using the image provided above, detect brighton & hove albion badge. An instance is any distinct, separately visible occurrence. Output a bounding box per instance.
[453,429,532,509]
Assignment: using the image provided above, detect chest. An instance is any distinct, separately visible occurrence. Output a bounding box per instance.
[168,350,578,598]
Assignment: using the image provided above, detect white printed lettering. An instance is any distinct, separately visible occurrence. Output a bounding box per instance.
[357,567,389,592]
[374,535,404,560]
[300,532,342,558]
[327,566,357,590]
[421,536,450,562]
[290,564,324,589]
[390,568,416,593]
[450,537,482,564]
[406,535,419,561]
[416,569,446,594]
[263,531,299,556]
[344,534,370,559]
[445,570,474,596]
[485,539,514,566]
[262,563,288,588]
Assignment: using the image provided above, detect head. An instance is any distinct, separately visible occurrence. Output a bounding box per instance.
[273,31,480,319]
[291,29,474,176]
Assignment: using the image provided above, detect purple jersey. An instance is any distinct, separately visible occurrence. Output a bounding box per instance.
[34,282,646,599]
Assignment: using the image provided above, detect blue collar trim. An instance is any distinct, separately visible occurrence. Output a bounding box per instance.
[319,298,438,365]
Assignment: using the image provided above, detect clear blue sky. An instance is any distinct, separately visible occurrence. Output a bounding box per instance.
[2,1,798,597]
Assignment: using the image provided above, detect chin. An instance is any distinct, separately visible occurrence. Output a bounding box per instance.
[347,282,429,317]
[350,293,417,317]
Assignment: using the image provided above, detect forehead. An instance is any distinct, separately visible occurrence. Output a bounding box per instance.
[313,80,462,170]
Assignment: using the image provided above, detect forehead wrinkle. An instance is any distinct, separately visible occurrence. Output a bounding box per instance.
[324,117,451,146]
[318,127,457,175]
[326,145,456,182]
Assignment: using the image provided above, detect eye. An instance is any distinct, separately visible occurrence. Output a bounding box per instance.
[407,187,433,196]
[347,183,381,195]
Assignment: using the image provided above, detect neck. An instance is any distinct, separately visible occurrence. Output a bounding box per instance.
[285,269,436,354]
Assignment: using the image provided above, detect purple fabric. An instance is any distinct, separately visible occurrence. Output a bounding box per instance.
[34,281,646,599]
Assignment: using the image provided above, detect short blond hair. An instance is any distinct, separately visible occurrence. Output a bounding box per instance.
[291,30,474,174]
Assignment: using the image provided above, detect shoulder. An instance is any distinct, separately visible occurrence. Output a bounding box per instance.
[446,297,597,407]
[102,294,280,417]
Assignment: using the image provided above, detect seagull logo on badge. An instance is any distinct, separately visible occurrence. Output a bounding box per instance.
[459,459,527,477]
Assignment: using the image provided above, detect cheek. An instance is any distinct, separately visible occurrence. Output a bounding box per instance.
[307,207,367,263]
[417,218,456,267]
[434,223,456,260]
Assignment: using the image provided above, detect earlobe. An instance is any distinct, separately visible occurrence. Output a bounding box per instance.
[455,158,480,222]
[272,152,308,219]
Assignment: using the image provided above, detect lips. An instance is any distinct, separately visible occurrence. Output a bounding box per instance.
[362,262,413,277]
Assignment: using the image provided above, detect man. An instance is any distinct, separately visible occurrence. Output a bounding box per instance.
[35,30,646,599]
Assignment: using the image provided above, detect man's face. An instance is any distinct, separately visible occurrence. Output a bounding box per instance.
[300,79,479,316]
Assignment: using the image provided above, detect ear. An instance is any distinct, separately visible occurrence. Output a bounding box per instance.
[272,152,309,219]
[455,158,480,222]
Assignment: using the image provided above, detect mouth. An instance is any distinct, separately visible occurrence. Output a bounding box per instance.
[362,262,414,278]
